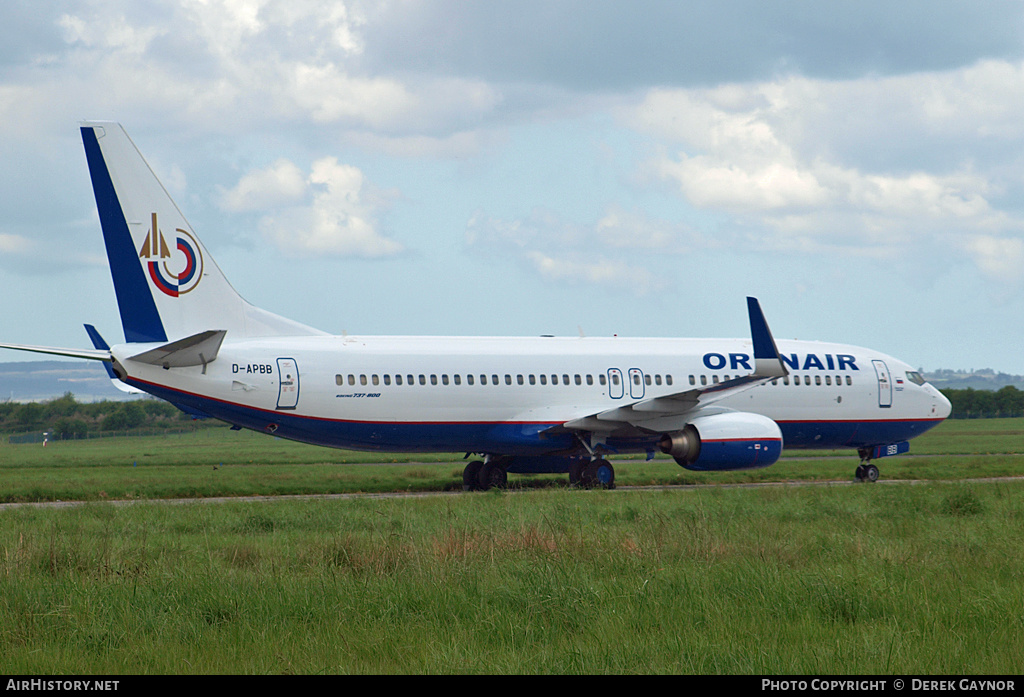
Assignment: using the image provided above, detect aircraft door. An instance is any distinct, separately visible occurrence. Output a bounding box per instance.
[628,368,645,399]
[872,359,892,408]
[277,357,300,410]
[608,368,624,399]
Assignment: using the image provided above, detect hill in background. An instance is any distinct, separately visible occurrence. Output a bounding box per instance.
[0,361,132,403]
[924,368,1024,391]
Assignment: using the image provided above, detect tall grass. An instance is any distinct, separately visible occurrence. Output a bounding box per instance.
[1,483,1022,674]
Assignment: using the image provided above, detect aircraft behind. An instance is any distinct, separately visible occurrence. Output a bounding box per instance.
[0,123,952,489]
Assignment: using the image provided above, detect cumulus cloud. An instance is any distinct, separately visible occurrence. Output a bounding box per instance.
[0,233,32,254]
[625,65,1024,270]
[220,159,307,212]
[465,207,704,296]
[964,235,1024,284]
[223,157,403,258]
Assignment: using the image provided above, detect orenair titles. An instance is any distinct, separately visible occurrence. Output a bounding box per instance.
[703,352,859,372]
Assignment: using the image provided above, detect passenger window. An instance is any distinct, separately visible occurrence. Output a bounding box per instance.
[529,375,536,385]
[419,375,426,385]
[431,375,438,385]
[505,375,512,385]
[689,375,696,385]
[441,375,449,385]
[492,375,499,385]
[700,375,707,386]
[396,375,403,385]
[815,375,821,386]
[825,375,831,386]
[360,375,368,386]
[384,375,391,386]
[846,376,852,386]
[335,374,343,386]
[372,375,380,386]
[666,375,673,386]
[349,375,356,386]
[575,374,582,385]
[586,375,594,385]
[517,375,524,385]
[599,375,607,386]
[562,374,569,385]
[467,374,474,385]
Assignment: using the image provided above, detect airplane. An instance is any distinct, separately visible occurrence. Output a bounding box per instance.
[0,122,952,490]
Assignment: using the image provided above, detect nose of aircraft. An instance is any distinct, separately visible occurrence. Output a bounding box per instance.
[933,388,952,419]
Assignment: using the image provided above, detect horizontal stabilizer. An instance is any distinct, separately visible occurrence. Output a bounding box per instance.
[128,330,226,368]
[0,341,111,362]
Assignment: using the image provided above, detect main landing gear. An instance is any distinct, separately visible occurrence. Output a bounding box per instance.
[854,448,880,483]
[462,458,507,491]
[569,458,616,490]
[461,456,616,491]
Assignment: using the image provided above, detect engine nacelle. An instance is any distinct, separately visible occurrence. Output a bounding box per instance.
[659,412,783,471]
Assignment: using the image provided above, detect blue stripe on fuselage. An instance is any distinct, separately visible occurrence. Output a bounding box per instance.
[127,377,945,456]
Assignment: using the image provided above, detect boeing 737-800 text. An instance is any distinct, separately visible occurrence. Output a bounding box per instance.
[0,123,952,489]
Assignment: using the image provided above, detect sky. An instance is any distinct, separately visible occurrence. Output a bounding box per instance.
[2,1,1024,374]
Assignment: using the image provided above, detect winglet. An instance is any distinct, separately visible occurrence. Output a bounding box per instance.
[747,297,788,378]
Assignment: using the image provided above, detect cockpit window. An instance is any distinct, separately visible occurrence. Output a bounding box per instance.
[905,371,927,386]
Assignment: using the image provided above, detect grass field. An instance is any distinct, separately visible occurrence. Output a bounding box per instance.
[0,418,1022,674]
[1,417,1023,502]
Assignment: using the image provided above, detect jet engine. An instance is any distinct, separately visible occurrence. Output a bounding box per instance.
[658,412,783,471]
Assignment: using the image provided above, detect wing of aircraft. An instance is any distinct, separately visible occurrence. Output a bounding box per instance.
[547,297,789,470]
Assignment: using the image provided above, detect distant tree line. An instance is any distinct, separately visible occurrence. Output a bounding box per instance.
[941,386,1024,419]
[0,392,211,439]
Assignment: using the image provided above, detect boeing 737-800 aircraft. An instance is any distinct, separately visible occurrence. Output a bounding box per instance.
[0,123,952,489]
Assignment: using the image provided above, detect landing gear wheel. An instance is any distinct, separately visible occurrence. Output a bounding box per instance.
[581,459,615,489]
[568,460,584,487]
[855,464,866,482]
[463,460,484,491]
[478,461,508,490]
[864,464,879,483]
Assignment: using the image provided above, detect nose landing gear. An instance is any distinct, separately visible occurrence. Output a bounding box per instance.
[855,449,880,482]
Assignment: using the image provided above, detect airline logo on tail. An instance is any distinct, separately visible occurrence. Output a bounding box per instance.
[139,213,204,297]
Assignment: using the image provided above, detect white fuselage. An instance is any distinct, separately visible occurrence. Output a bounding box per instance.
[111,334,951,456]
